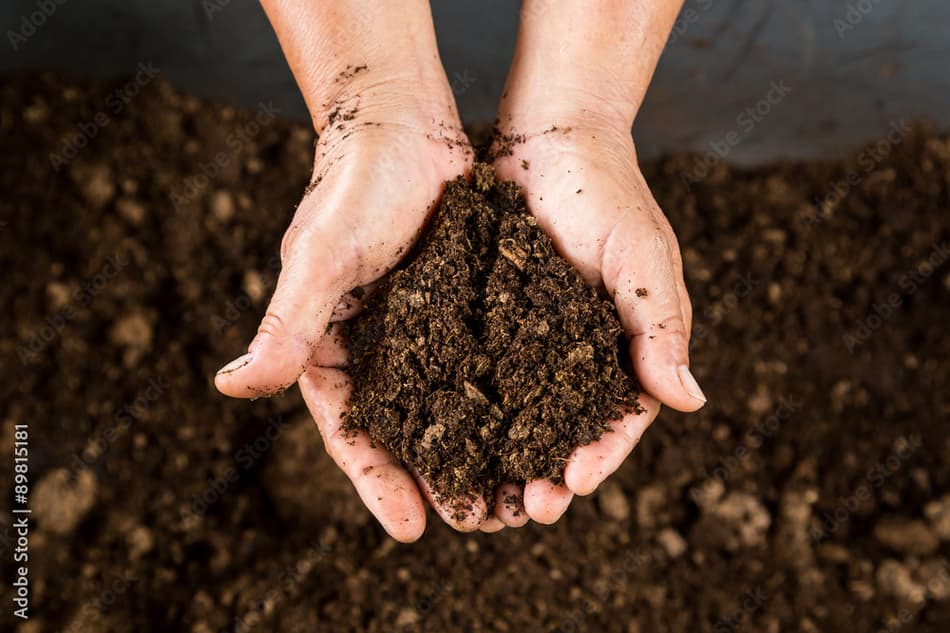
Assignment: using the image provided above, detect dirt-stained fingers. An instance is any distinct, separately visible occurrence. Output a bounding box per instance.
[493,482,530,527]
[215,211,358,399]
[523,479,573,524]
[298,367,427,543]
[410,467,489,533]
[602,215,705,412]
[563,394,660,496]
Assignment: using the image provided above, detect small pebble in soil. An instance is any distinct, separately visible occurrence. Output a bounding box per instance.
[872,517,940,556]
[116,196,147,225]
[209,190,235,223]
[924,494,950,540]
[33,469,97,534]
[636,483,668,529]
[657,528,688,558]
[71,162,115,209]
[876,559,926,604]
[697,491,771,551]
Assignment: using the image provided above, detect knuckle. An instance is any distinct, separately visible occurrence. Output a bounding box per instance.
[257,311,289,338]
[680,292,694,332]
[279,223,302,263]
[324,428,350,466]
[655,314,688,337]
[629,313,686,340]
[646,210,681,258]
[619,418,646,445]
[320,430,340,462]
[282,221,364,291]
[647,229,673,259]
[324,441,341,464]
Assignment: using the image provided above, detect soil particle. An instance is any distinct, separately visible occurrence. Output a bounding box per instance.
[776,487,818,567]
[656,527,688,558]
[127,525,155,560]
[873,517,941,556]
[110,311,154,366]
[695,491,771,551]
[597,480,631,521]
[395,608,420,627]
[110,311,153,349]
[32,469,97,535]
[690,477,726,509]
[635,482,668,529]
[924,494,950,540]
[917,559,950,601]
[344,165,639,505]
[242,269,266,303]
[209,189,235,223]
[877,559,927,604]
[70,162,115,209]
[116,196,146,225]
[489,128,527,159]
[45,281,72,311]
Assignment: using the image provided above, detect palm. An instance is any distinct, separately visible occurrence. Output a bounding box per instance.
[301,123,472,289]
[484,124,700,526]
[217,115,480,541]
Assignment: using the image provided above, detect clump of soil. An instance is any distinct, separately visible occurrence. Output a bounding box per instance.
[344,164,639,504]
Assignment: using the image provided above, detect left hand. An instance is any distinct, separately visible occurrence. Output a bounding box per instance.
[487,116,706,527]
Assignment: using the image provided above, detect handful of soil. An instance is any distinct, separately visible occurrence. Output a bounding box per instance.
[344,164,640,507]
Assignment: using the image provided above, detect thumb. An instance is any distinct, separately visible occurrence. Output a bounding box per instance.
[215,222,356,398]
[605,224,706,412]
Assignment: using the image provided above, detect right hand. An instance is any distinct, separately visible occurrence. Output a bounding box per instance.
[214,76,484,541]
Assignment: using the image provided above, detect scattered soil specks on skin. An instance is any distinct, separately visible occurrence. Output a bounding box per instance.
[488,127,528,160]
[334,63,368,84]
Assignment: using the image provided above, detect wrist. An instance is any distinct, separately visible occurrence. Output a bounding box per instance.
[262,0,459,135]
[497,76,638,138]
[310,61,460,136]
[500,0,682,133]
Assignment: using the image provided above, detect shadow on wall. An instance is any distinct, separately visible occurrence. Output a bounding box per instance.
[2,0,948,164]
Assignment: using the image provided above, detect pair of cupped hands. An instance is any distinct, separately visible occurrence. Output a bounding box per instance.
[214,66,705,542]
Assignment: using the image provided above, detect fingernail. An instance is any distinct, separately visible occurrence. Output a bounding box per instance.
[216,353,254,376]
[677,365,707,403]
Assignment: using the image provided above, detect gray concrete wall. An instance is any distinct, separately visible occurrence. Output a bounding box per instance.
[2,0,947,164]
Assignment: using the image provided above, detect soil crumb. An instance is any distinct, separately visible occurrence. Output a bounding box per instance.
[344,164,640,505]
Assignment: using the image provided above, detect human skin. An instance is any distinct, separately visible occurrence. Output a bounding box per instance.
[214,0,482,541]
[215,0,704,538]
[488,0,705,528]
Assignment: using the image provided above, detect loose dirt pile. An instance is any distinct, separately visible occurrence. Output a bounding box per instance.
[0,73,948,633]
[345,164,638,505]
